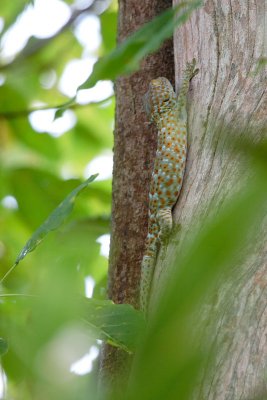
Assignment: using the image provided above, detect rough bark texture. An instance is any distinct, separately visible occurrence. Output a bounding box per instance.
[109,0,174,309]
[100,0,174,388]
[150,1,267,399]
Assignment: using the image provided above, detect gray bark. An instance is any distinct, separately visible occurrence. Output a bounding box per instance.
[151,1,267,398]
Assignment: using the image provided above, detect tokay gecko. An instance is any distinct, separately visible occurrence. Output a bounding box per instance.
[140,59,199,314]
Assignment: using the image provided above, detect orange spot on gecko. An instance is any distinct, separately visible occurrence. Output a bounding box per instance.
[166,179,174,186]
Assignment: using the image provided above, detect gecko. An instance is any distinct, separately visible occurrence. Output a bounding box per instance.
[140,59,199,314]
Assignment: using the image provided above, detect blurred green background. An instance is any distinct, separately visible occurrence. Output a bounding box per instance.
[0,0,116,398]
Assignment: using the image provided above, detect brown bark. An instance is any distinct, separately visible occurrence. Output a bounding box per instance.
[150,1,267,399]
[99,0,174,388]
[109,0,174,309]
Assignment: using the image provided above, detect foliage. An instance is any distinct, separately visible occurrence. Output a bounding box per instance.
[0,0,115,397]
[123,137,267,400]
[14,173,98,267]
[82,299,145,353]
[79,1,202,89]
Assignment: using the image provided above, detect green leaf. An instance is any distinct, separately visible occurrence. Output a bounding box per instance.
[82,299,145,353]
[13,174,98,266]
[53,97,76,120]
[54,108,65,120]
[78,1,202,90]
[100,11,117,53]
[0,338,8,356]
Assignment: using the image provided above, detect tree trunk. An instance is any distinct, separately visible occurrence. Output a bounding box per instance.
[99,0,174,388]
[150,1,267,399]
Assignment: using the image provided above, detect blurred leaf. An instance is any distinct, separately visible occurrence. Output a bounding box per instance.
[7,169,81,227]
[0,1,29,41]
[83,299,145,353]
[5,119,61,160]
[126,137,267,400]
[0,79,29,113]
[246,394,267,400]
[79,1,202,90]
[34,216,109,284]
[0,337,8,356]
[0,1,114,397]
[252,56,267,75]
[75,99,114,150]
[100,11,117,53]
[13,174,98,266]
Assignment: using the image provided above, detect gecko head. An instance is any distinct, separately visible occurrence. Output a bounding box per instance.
[143,77,176,123]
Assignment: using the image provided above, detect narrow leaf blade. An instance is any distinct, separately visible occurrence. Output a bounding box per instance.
[78,1,202,90]
[14,174,98,266]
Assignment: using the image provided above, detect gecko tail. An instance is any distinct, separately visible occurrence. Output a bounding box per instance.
[140,253,156,314]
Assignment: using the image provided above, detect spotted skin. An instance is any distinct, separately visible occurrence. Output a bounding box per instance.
[140,60,198,314]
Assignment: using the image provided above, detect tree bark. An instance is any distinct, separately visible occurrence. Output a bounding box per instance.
[109,0,174,310]
[99,0,174,388]
[150,1,267,399]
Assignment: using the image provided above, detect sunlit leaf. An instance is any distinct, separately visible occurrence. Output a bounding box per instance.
[100,10,117,53]
[82,299,145,353]
[13,174,98,266]
[79,1,202,90]
[0,1,29,41]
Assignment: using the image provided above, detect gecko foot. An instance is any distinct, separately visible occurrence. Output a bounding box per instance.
[185,58,199,81]
[157,208,172,245]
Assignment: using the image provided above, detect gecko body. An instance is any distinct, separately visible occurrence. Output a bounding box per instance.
[140,60,198,314]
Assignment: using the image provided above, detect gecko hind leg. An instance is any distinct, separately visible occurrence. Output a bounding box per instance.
[140,255,155,313]
[157,207,173,245]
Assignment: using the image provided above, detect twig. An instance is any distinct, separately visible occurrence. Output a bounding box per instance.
[0,95,114,119]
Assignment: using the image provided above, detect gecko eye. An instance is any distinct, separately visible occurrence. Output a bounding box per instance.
[162,98,169,103]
